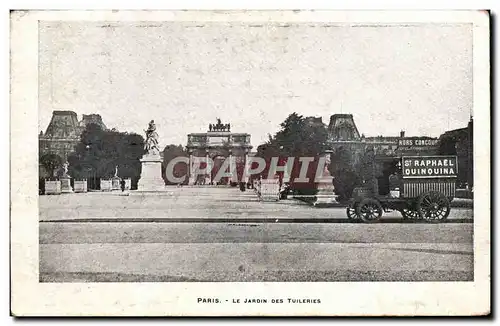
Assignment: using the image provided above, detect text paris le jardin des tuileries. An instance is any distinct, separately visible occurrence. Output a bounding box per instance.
[197,297,321,304]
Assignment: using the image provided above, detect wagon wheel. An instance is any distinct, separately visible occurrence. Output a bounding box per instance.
[400,208,419,220]
[356,198,383,223]
[346,204,359,220]
[417,191,451,222]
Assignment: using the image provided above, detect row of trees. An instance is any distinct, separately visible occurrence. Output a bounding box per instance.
[69,124,145,188]
[254,113,336,200]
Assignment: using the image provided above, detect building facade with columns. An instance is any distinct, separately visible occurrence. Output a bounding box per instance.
[186,119,253,185]
[327,114,439,159]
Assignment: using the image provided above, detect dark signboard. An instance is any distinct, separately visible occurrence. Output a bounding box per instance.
[402,156,458,178]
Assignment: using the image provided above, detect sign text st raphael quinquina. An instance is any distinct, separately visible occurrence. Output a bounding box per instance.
[402,156,458,178]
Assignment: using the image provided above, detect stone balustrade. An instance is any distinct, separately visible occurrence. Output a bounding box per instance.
[44,180,61,195]
[74,179,88,193]
[100,179,112,192]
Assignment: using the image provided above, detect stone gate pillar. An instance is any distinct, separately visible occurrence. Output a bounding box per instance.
[205,150,211,185]
[244,152,250,184]
[228,150,234,184]
[188,152,195,185]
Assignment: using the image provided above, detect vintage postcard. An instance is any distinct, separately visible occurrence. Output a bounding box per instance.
[10,10,490,316]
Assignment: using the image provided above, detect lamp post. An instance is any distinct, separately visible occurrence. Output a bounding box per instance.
[86,166,92,190]
[85,144,95,190]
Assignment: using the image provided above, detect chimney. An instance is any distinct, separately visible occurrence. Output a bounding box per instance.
[400,130,405,138]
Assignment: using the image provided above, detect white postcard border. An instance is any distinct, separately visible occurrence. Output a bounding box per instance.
[10,10,490,316]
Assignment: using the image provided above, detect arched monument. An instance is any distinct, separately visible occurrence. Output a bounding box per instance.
[186,118,252,186]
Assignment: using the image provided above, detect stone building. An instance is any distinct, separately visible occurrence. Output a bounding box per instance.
[79,113,107,130]
[325,113,443,198]
[327,113,439,158]
[39,110,107,176]
[186,119,252,185]
[304,116,325,128]
[439,117,473,188]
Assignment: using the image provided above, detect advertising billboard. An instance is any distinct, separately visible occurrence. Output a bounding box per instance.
[402,156,458,178]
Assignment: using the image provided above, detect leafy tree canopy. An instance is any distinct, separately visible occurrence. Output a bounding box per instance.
[263,112,329,158]
[39,153,63,177]
[67,123,145,180]
[162,144,187,162]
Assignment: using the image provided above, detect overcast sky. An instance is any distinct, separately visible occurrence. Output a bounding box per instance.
[39,21,472,148]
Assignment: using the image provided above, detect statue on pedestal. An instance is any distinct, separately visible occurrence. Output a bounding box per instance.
[61,161,70,178]
[144,120,160,155]
[137,119,165,192]
[60,161,74,193]
[111,165,121,191]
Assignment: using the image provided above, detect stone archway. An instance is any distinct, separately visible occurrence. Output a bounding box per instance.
[186,120,253,186]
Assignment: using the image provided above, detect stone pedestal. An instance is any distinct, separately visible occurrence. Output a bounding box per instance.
[137,154,165,191]
[44,180,61,195]
[313,150,339,206]
[258,178,281,202]
[111,176,121,191]
[123,178,131,191]
[100,179,112,192]
[74,180,88,193]
[313,176,339,206]
[60,177,73,194]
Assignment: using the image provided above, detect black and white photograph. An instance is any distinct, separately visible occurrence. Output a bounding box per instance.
[10,9,490,316]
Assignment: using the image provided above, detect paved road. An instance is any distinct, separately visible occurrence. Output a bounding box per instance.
[39,187,473,221]
[39,187,474,282]
[40,222,472,244]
